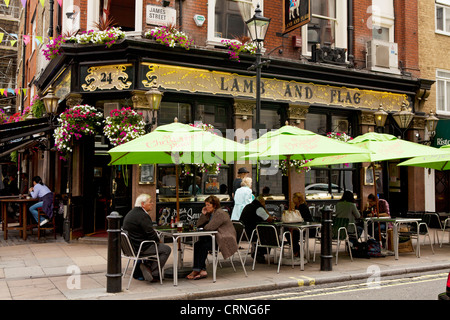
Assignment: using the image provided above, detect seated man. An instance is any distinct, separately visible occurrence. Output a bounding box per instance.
[239,196,274,263]
[123,194,171,283]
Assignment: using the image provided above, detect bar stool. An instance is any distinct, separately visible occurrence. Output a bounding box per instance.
[37,207,56,239]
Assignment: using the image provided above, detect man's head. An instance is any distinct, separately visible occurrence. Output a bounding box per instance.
[368,193,377,206]
[237,167,249,177]
[256,195,266,206]
[135,194,153,213]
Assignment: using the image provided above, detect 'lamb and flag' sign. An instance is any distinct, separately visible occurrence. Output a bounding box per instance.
[283,0,311,34]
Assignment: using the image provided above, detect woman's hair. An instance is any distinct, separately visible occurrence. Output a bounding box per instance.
[32,176,43,185]
[135,194,151,207]
[241,177,252,188]
[368,193,377,201]
[293,192,306,204]
[205,195,221,209]
[341,190,355,202]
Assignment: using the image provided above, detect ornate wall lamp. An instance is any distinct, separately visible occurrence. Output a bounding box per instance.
[374,104,388,130]
[42,87,59,126]
[142,80,163,131]
[392,101,414,138]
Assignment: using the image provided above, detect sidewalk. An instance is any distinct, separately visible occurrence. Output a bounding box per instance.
[0,231,449,300]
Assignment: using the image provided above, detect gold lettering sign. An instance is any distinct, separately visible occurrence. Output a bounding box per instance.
[142,63,409,111]
[82,64,132,92]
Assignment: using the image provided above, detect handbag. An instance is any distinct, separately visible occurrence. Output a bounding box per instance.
[281,209,304,223]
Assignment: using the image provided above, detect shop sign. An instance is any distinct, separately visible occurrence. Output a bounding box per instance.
[432,119,450,148]
[81,64,133,92]
[141,63,408,111]
[283,0,311,34]
[146,5,177,26]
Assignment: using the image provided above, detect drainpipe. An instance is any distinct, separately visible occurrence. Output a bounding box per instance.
[48,0,54,38]
[347,0,354,67]
[21,3,28,112]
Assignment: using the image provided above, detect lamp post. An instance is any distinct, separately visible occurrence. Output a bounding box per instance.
[244,4,270,195]
[245,4,271,129]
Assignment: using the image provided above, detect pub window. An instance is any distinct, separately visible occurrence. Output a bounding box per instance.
[207,0,262,46]
[159,102,192,125]
[302,0,347,56]
[254,107,283,196]
[436,1,450,34]
[437,69,450,114]
[304,111,357,200]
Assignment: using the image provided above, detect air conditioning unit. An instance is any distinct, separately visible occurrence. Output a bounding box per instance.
[366,40,400,74]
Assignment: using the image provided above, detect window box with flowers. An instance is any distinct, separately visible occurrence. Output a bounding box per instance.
[43,27,126,61]
[53,105,104,160]
[103,107,146,146]
[144,25,194,50]
[278,159,311,176]
[221,37,257,62]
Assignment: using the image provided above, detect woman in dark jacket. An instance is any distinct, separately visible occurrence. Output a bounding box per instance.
[186,195,238,280]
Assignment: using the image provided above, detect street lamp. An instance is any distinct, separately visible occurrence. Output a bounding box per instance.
[245,4,271,129]
[374,104,388,129]
[42,87,59,116]
[143,80,163,131]
[392,101,414,130]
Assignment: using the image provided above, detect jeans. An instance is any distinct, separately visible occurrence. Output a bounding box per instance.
[29,201,45,223]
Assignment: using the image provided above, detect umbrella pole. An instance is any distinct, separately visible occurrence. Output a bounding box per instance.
[176,164,180,221]
[372,163,382,245]
[287,155,292,210]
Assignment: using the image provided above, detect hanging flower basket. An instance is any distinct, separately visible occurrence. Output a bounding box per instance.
[278,159,311,176]
[145,25,194,50]
[103,107,146,146]
[327,131,353,142]
[53,105,104,160]
[221,39,257,62]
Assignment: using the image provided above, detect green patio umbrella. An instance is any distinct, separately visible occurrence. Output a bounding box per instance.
[302,132,446,167]
[398,144,450,171]
[301,132,447,237]
[108,120,246,218]
[244,125,372,209]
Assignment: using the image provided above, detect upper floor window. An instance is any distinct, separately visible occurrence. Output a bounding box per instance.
[436,0,450,34]
[207,0,261,46]
[371,0,394,42]
[301,0,346,56]
[437,69,450,115]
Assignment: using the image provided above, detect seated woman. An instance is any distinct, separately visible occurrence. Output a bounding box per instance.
[288,192,313,257]
[186,195,238,280]
[335,190,361,237]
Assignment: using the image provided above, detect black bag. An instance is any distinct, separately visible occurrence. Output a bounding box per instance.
[351,241,370,259]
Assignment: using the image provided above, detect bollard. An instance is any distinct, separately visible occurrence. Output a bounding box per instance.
[320,206,333,271]
[106,211,123,293]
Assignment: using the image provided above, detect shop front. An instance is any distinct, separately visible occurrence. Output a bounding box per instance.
[34,38,423,237]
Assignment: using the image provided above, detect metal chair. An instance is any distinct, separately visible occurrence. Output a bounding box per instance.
[313,217,353,265]
[211,244,248,277]
[441,217,450,248]
[120,230,163,290]
[251,224,291,273]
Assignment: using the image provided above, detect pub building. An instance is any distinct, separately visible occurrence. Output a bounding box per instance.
[17,0,434,239]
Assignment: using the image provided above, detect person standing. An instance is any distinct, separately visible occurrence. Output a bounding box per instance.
[29,176,53,226]
[122,194,171,283]
[232,167,249,198]
[231,177,254,221]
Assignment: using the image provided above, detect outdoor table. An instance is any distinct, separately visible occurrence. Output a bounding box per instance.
[0,197,38,240]
[280,221,321,270]
[157,228,218,286]
[363,217,421,260]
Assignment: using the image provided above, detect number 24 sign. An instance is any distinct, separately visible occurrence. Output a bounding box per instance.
[81,64,133,92]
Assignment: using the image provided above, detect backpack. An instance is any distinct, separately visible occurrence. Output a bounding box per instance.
[351,241,370,258]
[367,238,385,258]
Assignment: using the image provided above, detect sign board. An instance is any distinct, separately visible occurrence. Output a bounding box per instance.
[432,119,450,147]
[146,5,177,26]
[283,0,311,34]
[81,64,133,92]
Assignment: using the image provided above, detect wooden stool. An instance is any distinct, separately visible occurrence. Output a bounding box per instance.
[37,208,56,239]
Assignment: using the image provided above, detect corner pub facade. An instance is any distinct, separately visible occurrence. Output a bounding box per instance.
[26,0,433,239]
